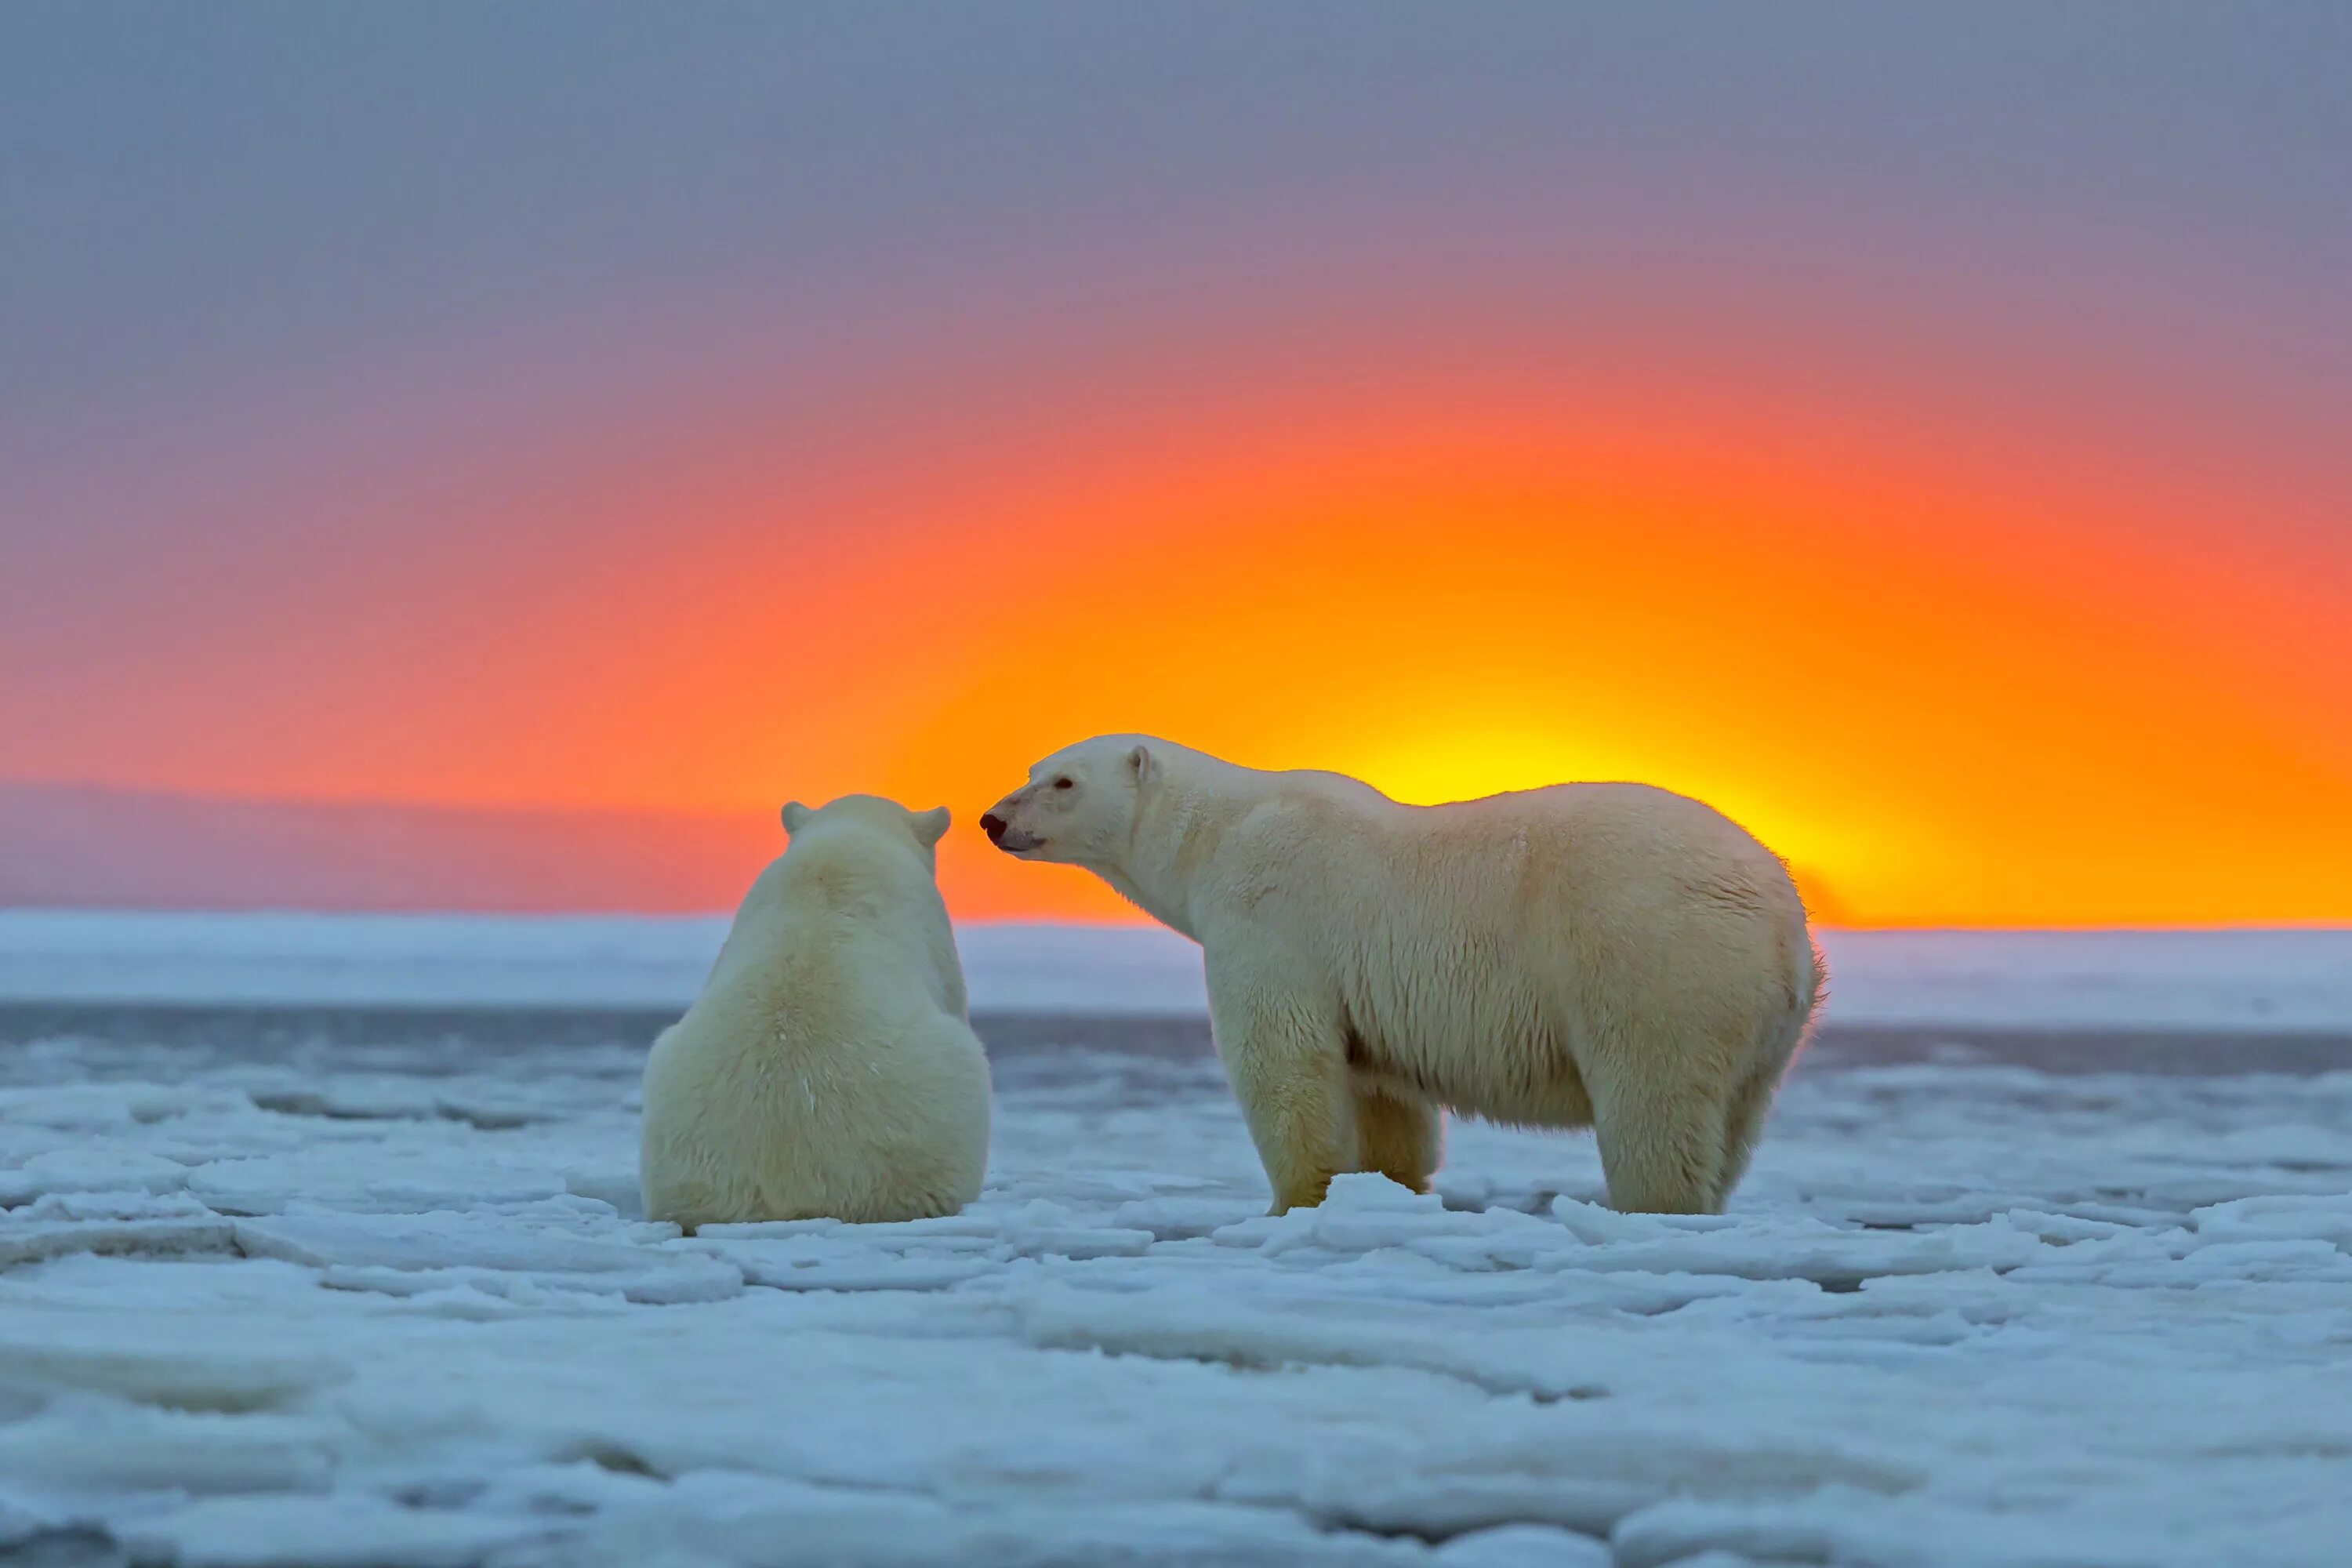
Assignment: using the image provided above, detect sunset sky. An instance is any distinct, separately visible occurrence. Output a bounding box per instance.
[5,5,2349,924]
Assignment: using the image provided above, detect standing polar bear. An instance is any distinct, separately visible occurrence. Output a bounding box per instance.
[982,739,1821,1215]
[640,795,991,1229]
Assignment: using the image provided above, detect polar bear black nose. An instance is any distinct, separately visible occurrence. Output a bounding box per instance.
[979,812,1008,845]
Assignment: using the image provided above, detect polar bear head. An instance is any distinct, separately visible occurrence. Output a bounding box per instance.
[978,735,1156,866]
[780,795,953,865]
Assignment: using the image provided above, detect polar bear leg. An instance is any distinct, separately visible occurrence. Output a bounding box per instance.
[1588,1073,1731,1216]
[1207,967,1350,1214]
[1351,1078,1441,1192]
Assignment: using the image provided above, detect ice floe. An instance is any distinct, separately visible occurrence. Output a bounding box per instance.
[2,1015,2350,1563]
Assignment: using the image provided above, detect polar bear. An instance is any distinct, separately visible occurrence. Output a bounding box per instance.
[982,739,1821,1215]
[640,795,991,1229]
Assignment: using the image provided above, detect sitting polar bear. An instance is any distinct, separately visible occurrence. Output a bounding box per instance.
[640,795,991,1229]
[982,739,1822,1215]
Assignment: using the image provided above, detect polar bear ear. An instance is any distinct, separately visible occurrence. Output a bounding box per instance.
[911,806,951,847]
[780,802,811,834]
[1128,744,1152,783]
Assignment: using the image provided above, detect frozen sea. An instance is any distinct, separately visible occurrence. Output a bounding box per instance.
[2,918,2351,1567]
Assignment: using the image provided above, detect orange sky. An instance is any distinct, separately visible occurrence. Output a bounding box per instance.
[6,11,2349,924]
[26,320,2347,927]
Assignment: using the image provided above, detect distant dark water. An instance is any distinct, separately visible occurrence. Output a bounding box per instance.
[3,1004,2350,1090]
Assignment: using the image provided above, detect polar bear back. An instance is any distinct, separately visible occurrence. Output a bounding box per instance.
[639,803,989,1229]
[701,836,968,1030]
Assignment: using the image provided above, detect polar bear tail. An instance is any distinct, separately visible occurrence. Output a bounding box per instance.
[1798,934,1828,1031]
[1759,921,1827,1096]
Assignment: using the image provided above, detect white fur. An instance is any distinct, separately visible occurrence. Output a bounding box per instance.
[640,795,990,1229]
[985,739,1823,1214]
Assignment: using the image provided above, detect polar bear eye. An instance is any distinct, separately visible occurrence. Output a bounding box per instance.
[1052,777,1074,790]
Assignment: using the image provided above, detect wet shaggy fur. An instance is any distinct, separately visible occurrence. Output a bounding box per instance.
[640,796,991,1229]
[985,738,1822,1215]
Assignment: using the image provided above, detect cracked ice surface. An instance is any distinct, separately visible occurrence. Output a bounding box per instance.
[3,1031,2351,1567]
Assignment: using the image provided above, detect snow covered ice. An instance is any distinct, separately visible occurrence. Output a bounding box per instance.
[3,923,2351,1565]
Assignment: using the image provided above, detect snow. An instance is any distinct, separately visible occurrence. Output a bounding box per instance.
[4,1002,2352,1566]
[5,912,2352,1032]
